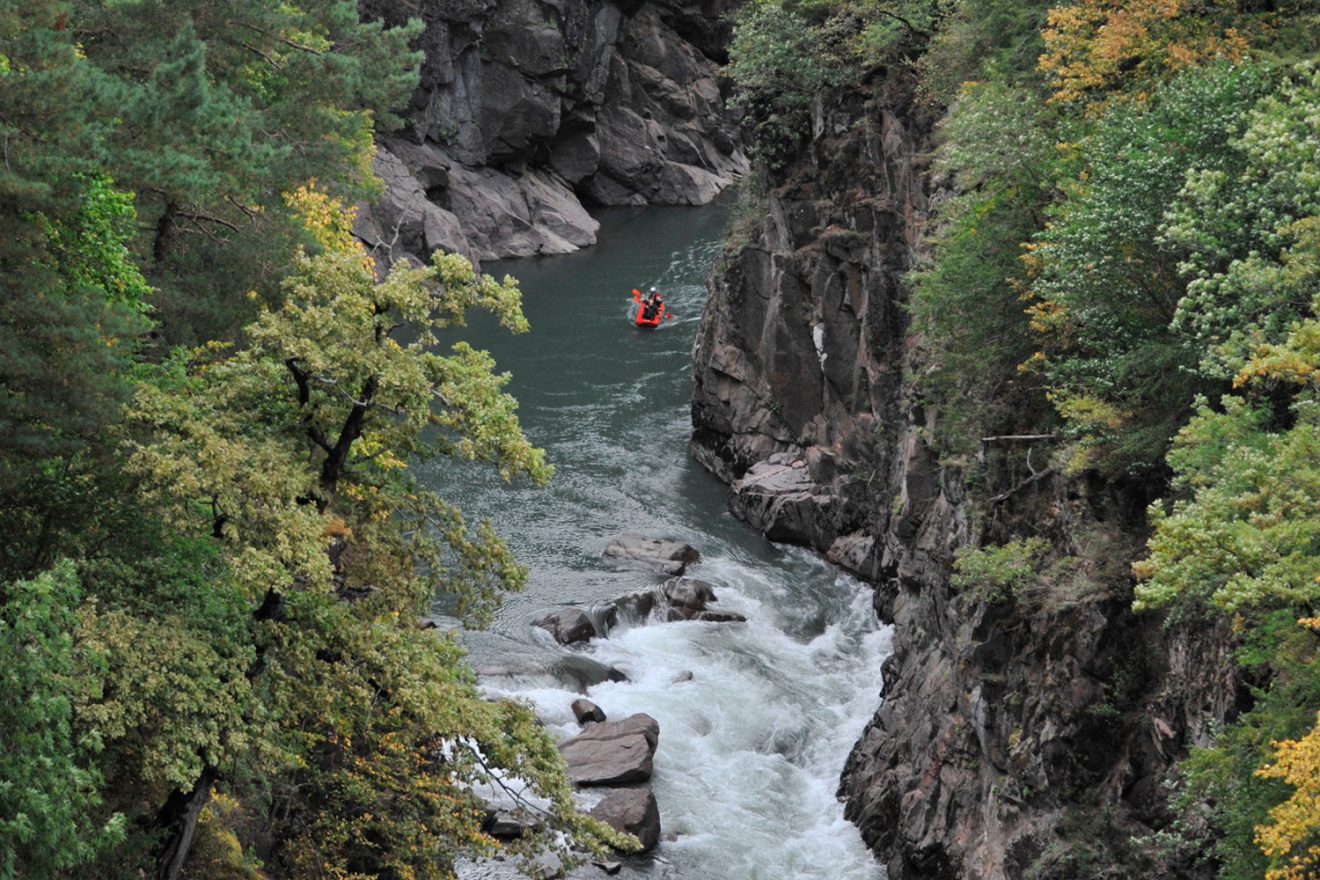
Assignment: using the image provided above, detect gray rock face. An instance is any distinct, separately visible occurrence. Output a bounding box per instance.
[728,456,861,551]
[483,810,530,840]
[602,532,700,576]
[558,713,660,786]
[358,0,747,266]
[690,66,1248,880]
[589,788,661,852]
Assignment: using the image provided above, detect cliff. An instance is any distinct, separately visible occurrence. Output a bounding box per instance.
[357,0,748,266]
[690,65,1245,880]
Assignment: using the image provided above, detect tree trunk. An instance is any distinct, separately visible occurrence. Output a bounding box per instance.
[153,764,218,880]
[153,200,177,266]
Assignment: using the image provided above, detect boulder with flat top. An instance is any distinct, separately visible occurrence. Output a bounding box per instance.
[602,532,700,576]
[558,713,659,786]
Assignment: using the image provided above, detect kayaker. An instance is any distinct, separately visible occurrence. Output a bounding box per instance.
[641,287,663,321]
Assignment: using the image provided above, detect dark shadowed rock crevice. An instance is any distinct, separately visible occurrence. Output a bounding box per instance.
[358,0,748,266]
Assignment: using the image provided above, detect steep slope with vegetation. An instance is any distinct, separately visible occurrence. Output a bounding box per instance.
[697,1,1320,877]
[0,3,623,878]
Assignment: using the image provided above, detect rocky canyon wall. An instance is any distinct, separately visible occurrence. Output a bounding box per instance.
[357,0,748,266]
[690,66,1245,880]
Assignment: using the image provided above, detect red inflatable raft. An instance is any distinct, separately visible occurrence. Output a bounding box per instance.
[631,288,674,328]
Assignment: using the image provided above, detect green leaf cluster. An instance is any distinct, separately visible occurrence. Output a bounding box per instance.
[952,537,1049,603]
[1027,62,1273,477]
[727,1,942,170]
[0,563,124,879]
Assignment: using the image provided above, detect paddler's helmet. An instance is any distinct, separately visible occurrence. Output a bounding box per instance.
[649,287,657,293]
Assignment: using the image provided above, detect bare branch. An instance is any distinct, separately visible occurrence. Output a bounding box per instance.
[988,468,1055,504]
[225,19,325,55]
[980,434,1057,443]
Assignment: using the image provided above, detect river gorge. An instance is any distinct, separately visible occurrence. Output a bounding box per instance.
[424,198,887,879]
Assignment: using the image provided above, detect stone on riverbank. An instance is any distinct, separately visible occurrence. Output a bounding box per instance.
[589,788,661,853]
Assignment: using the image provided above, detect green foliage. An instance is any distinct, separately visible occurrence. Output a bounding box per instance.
[1176,614,1320,880]
[66,0,423,339]
[910,79,1057,444]
[0,173,151,494]
[1133,261,1320,875]
[0,562,123,879]
[1134,393,1320,615]
[1026,63,1273,476]
[728,1,940,169]
[117,244,617,875]
[0,2,619,877]
[917,0,1054,104]
[728,1,840,170]
[128,249,547,620]
[952,537,1048,603]
[265,594,632,878]
[1164,65,1320,378]
[76,551,258,793]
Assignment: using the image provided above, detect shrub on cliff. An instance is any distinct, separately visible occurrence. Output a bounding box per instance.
[728,1,939,170]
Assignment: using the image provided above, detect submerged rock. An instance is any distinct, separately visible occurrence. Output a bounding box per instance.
[558,713,660,786]
[589,788,661,852]
[602,532,700,576]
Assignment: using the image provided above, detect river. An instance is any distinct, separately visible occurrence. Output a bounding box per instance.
[419,195,888,880]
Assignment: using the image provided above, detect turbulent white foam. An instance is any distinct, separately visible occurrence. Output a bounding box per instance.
[481,553,890,880]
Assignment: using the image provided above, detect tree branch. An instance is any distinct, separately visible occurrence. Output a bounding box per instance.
[285,358,334,454]
[319,376,377,502]
[981,434,1058,443]
[225,19,325,55]
[873,8,929,36]
[988,468,1055,504]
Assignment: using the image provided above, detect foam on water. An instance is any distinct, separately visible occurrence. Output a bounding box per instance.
[481,553,889,880]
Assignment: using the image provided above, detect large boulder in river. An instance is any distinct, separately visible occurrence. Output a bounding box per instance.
[558,713,659,786]
[589,788,661,853]
[602,532,700,576]
[533,608,596,646]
